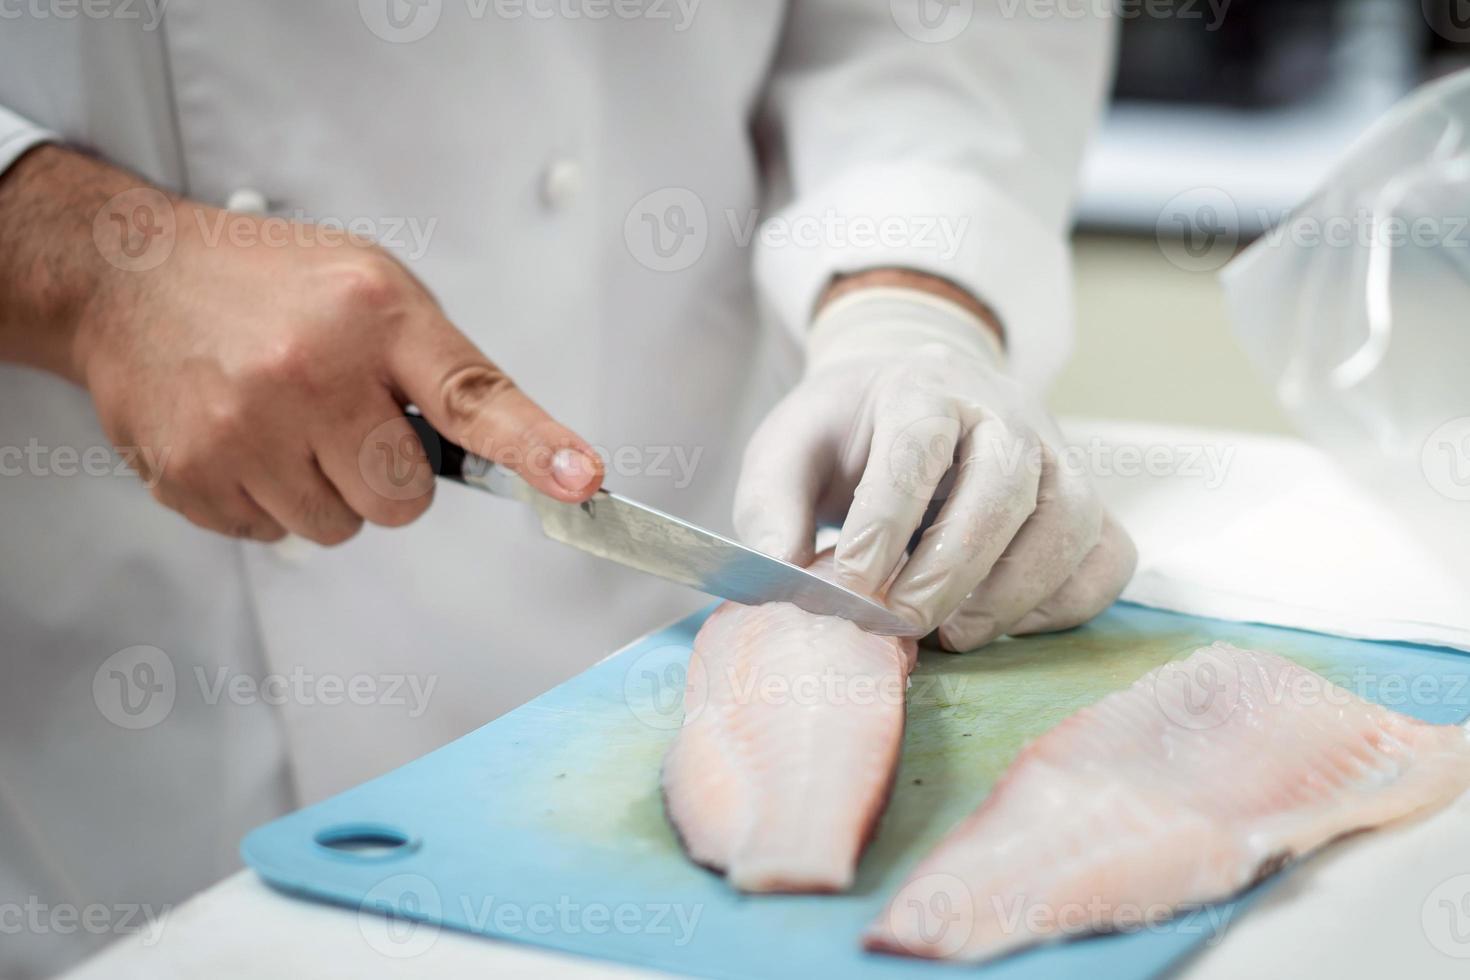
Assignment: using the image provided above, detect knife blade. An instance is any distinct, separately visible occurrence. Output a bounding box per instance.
[403,414,922,636]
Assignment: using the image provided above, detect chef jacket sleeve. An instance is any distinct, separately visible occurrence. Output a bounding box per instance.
[752,3,1116,389]
[0,103,56,177]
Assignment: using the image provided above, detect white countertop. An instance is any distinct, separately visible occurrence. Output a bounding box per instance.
[67,422,1470,980]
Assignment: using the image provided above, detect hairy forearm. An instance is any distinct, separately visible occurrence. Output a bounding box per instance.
[818,268,1006,350]
[0,144,139,382]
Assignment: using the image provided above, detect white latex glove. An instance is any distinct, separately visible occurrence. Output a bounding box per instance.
[735,287,1136,652]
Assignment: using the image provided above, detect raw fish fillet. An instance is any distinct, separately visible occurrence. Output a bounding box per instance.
[867,642,1470,962]
[661,558,917,893]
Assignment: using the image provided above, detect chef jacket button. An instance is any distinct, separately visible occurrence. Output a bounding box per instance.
[540,159,583,210]
[225,188,270,215]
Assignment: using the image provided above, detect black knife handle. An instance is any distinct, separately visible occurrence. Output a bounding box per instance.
[403,412,469,484]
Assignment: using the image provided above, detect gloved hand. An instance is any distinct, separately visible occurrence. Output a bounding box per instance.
[734,287,1136,651]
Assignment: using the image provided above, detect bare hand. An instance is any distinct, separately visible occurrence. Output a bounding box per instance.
[0,146,603,543]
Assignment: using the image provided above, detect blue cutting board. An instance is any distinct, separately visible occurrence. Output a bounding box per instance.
[242,603,1470,978]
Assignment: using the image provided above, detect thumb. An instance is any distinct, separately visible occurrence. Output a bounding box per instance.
[391,316,604,503]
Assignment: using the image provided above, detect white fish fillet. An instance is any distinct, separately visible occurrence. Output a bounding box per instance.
[662,559,917,893]
[867,641,1470,962]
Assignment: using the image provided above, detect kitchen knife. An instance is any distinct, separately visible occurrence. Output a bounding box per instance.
[403,414,922,637]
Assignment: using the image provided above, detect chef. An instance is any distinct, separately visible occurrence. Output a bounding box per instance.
[0,2,1132,975]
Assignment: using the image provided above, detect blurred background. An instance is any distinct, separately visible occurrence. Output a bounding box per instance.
[1054,0,1470,432]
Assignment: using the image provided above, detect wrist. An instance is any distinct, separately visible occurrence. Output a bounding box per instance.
[818,269,1004,349]
[0,145,150,384]
[806,285,1008,372]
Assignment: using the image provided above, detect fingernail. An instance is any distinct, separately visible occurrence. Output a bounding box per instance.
[552,448,597,493]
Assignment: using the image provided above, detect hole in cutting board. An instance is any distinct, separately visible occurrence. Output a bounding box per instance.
[314,824,418,860]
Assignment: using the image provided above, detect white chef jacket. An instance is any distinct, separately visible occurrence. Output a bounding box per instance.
[0,3,1113,974]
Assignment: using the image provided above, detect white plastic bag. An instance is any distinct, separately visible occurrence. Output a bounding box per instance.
[1221,69,1470,578]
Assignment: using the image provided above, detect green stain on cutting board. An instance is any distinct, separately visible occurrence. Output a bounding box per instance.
[518,616,1334,889]
[855,624,1217,892]
[517,718,679,851]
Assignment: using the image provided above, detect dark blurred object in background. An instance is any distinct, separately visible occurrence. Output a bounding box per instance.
[1114,0,1339,108]
[1077,0,1463,236]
